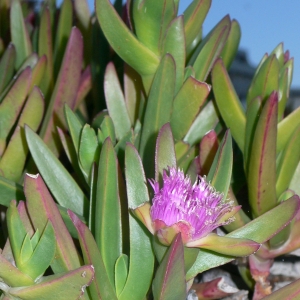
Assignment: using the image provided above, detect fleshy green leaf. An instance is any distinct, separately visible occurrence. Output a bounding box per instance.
[38,6,54,99]
[95,138,122,287]
[56,127,86,188]
[56,205,85,239]
[184,101,219,146]
[0,87,44,181]
[25,126,88,216]
[277,106,300,153]
[177,145,197,173]
[17,201,34,236]
[207,130,232,200]
[0,67,31,155]
[247,54,279,105]
[6,200,27,267]
[88,163,97,233]
[124,64,143,125]
[104,62,131,140]
[114,129,134,168]
[10,0,32,69]
[0,54,37,103]
[8,265,94,300]
[170,77,210,141]
[152,234,186,300]
[64,104,84,154]
[115,254,129,297]
[284,58,293,90]
[74,66,92,109]
[79,124,100,180]
[186,196,300,279]
[244,96,262,173]
[19,233,34,267]
[186,157,200,181]
[0,175,82,239]
[28,230,39,252]
[68,210,118,300]
[132,0,177,55]
[0,176,24,206]
[0,252,34,287]
[184,66,195,80]
[24,174,82,273]
[139,54,176,178]
[74,0,91,65]
[152,236,199,274]
[40,27,83,152]
[28,54,44,86]
[0,43,16,95]
[119,144,154,300]
[278,68,289,121]
[220,19,241,69]
[155,123,177,183]
[211,58,245,151]
[290,162,300,196]
[270,43,284,67]
[199,130,218,175]
[96,0,159,76]
[248,92,278,217]
[230,195,299,243]
[189,16,230,81]
[183,0,211,57]
[175,141,189,162]
[186,233,259,257]
[19,221,56,280]
[53,0,72,76]
[99,115,116,146]
[276,125,300,197]
[269,219,291,250]
[162,16,185,93]
[247,54,279,103]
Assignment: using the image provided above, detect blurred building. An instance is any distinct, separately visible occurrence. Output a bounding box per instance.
[288,89,300,112]
[229,50,255,105]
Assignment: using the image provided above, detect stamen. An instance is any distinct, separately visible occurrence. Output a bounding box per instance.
[150,167,236,240]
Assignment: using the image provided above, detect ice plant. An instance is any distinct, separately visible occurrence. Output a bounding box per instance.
[133,167,260,257]
[1,0,300,299]
[149,167,237,244]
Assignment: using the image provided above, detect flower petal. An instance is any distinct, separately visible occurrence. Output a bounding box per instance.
[216,205,242,225]
[156,221,193,245]
[149,167,237,241]
[131,202,155,234]
[186,233,261,257]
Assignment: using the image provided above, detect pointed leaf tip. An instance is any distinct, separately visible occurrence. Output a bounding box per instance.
[155,123,177,182]
[152,233,186,300]
[186,234,260,257]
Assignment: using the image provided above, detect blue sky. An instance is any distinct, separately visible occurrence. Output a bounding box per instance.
[64,0,300,88]
[191,0,300,89]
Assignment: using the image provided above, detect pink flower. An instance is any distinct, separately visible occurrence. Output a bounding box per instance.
[132,167,260,256]
[149,167,235,242]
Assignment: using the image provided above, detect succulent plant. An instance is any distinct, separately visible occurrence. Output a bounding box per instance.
[132,166,259,254]
[212,43,300,299]
[0,179,94,299]
[0,0,300,299]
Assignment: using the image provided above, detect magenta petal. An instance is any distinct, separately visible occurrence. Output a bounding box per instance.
[131,202,155,234]
[155,220,193,245]
[149,167,237,242]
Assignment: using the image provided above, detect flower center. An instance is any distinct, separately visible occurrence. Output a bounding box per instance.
[150,167,234,240]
